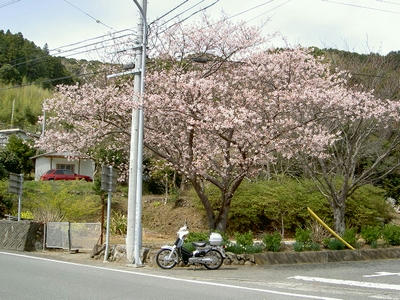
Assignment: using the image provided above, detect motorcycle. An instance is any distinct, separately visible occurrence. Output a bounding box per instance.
[155,224,226,270]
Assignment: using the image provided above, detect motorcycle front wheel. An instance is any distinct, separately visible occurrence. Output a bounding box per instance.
[203,249,223,270]
[156,249,178,269]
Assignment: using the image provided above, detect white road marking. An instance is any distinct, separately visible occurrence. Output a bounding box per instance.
[0,251,341,300]
[289,275,400,291]
[364,272,400,278]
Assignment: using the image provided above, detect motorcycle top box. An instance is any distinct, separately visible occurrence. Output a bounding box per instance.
[209,232,223,246]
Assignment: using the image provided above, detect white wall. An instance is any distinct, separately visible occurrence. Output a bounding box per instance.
[34,157,95,181]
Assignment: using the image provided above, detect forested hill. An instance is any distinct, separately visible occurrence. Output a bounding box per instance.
[316,48,400,100]
[0,30,74,88]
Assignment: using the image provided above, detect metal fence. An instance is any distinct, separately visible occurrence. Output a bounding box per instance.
[46,222,101,251]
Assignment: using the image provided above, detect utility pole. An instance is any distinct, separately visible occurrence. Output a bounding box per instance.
[10,98,15,128]
[126,0,147,266]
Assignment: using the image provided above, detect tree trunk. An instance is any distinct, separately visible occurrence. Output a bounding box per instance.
[332,201,346,235]
[191,178,216,230]
[215,199,231,232]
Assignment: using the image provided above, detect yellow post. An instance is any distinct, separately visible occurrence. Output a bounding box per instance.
[307,207,355,250]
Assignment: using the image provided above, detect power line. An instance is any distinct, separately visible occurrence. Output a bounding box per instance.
[375,0,400,6]
[149,0,190,25]
[157,0,208,28]
[49,28,136,53]
[322,0,400,14]
[247,0,292,23]
[0,70,107,91]
[9,33,135,69]
[221,0,277,21]
[3,28,136,67]
[0,0,21,8]
[59,39,135,59]
[158,0,277,36]
[158,0,220,35]
[62,0,116,30]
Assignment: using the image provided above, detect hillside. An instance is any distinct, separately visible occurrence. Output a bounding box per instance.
[318,48,400,100]
[0,30,74,88]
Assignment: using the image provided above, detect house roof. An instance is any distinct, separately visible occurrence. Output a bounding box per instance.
[31,152,89,160]
[0,128,39,148]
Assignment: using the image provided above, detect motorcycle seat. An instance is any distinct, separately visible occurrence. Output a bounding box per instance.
[192,241,207,247]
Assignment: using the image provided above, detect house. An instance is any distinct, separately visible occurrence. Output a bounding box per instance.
[31,152,95,181]
[0,128,38,148]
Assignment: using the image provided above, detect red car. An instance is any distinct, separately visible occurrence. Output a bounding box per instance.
[40,169,93,182]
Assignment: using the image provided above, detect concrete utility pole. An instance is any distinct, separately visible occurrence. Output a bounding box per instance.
[126,0,147,266]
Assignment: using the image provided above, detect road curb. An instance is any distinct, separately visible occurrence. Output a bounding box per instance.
[253,247,400,265]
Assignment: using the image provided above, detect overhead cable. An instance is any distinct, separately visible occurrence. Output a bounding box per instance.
[149,0,190,25]
[158,0,220,35]
[322,0,400,14]
[157,0,208,28]
[9,33,135,69]
[0,0,21,8]
[62,0,116,30]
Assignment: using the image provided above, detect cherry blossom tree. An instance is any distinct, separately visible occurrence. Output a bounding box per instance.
[37,18,397,232]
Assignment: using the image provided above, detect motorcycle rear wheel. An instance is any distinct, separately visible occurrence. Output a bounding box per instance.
[203,249,223,270]
[156,249,178,269]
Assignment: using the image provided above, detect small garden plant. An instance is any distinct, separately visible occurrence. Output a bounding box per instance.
[263,232,282,252]
[225,231,263,254]
[293,228,320,252]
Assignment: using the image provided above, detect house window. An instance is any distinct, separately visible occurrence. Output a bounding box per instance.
[56,164,75,172]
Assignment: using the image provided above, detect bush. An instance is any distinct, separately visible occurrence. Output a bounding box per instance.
[294,228,320,251]
[216,177,390,234]
[225,243,245,254]
[361,225,382,246]
[325,238,345,250]
[342,228,358,248]
[225,243,263,254]
[243,244,263,253]
[263,232,282,252]
[293,242,305,252]
[234,231,254,247]
[382,224,400,246]
[295,228,312,244]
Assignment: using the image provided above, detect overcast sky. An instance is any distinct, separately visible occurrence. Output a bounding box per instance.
[1,0,400,60]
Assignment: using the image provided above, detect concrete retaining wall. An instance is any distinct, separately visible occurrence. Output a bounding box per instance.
[254,247,400,265]
[0,220,44,251]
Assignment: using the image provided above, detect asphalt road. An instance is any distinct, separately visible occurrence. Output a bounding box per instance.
[0,251,399,300]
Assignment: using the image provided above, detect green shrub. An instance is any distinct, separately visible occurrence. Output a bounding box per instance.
[293,242,305,252]
[325,238,345,250]
[225,243,245,254]
[294,228,320,251]
[225,243,263,254]
[361,225,382,245]
[342,228,358,248]
[295,228,312,244]
[243,244,263,253]
[234,231,254,248]
[263,232,282,252]
[382,224,400,246]
[346,184,392,230]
